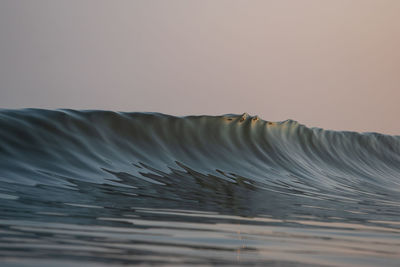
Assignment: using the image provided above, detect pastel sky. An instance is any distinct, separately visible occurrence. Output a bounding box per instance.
[1,0,399,134]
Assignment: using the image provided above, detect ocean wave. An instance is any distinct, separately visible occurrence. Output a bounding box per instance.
[1,109,400,266]
[1,109,399,199]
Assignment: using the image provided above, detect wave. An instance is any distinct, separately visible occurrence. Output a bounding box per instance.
[1,109,400,266]
[0,109,400,197]
[1,109,399,203]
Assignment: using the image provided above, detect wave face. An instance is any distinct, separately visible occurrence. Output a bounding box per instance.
[0,109,400,266]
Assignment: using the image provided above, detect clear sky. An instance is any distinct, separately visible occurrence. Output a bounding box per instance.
[0,0,399,134]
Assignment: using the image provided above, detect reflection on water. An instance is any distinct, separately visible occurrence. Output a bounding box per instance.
[0,206,399,266]
[0,110,400,266]
[1,168,399,266]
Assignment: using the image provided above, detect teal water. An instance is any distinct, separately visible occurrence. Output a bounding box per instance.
[0,109,399,266]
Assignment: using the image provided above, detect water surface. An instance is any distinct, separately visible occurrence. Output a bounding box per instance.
[0,109,399,266]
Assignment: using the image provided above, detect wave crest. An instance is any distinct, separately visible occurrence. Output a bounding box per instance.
[0,109,399,204]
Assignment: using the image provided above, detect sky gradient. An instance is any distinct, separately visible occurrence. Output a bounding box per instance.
[0,0,399,134]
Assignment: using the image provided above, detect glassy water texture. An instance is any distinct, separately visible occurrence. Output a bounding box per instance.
[0,109,399,266]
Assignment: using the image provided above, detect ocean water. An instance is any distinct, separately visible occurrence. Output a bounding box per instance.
[0,109,399,266]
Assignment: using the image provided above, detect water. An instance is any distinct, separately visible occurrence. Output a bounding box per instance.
[0,109,399,266]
